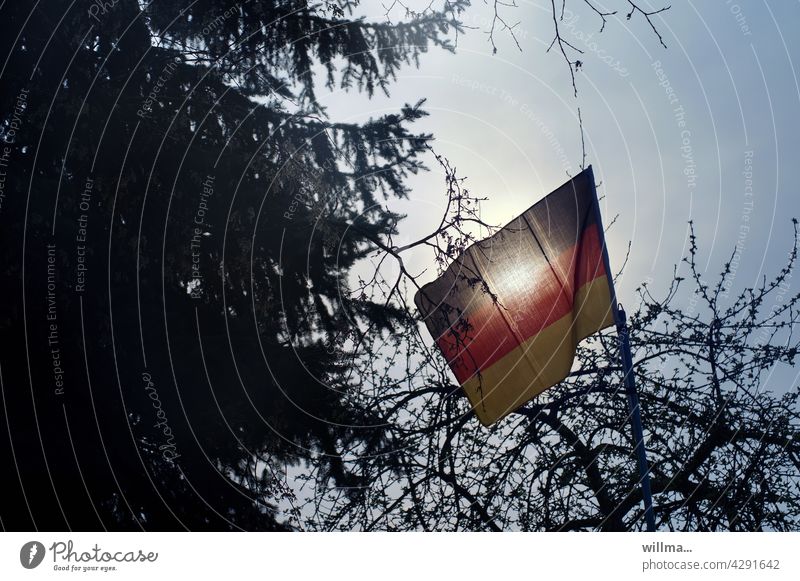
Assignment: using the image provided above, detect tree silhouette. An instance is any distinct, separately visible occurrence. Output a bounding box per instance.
[311,164,800,530]
[0,0,464,530]
[5,0,787,534]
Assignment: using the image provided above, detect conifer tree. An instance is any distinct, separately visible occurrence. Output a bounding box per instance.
[0,0,465,530]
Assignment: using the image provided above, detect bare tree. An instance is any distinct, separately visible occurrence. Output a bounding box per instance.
[296,159,800,532]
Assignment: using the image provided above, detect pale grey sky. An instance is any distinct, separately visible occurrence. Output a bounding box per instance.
[317,0,799,322]
[287,1,800,515]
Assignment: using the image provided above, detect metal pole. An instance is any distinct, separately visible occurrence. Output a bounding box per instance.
[616,305,656,532]
[585,165,656,531]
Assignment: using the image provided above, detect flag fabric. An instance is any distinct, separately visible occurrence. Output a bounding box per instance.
[414,167,615,426]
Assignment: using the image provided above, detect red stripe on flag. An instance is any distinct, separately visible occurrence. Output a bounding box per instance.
[434,223,608,384]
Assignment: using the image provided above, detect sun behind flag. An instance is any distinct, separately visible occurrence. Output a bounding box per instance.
[414,167,615,426]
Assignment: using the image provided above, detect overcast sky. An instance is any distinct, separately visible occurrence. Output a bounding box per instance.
[315,0,799,317]
[297,0,800,402]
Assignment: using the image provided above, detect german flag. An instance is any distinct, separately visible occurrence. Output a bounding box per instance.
[414,167,616,426]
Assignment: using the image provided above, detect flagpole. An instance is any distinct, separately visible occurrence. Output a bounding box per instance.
[615,305,656,531]
[586,166,657,532]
